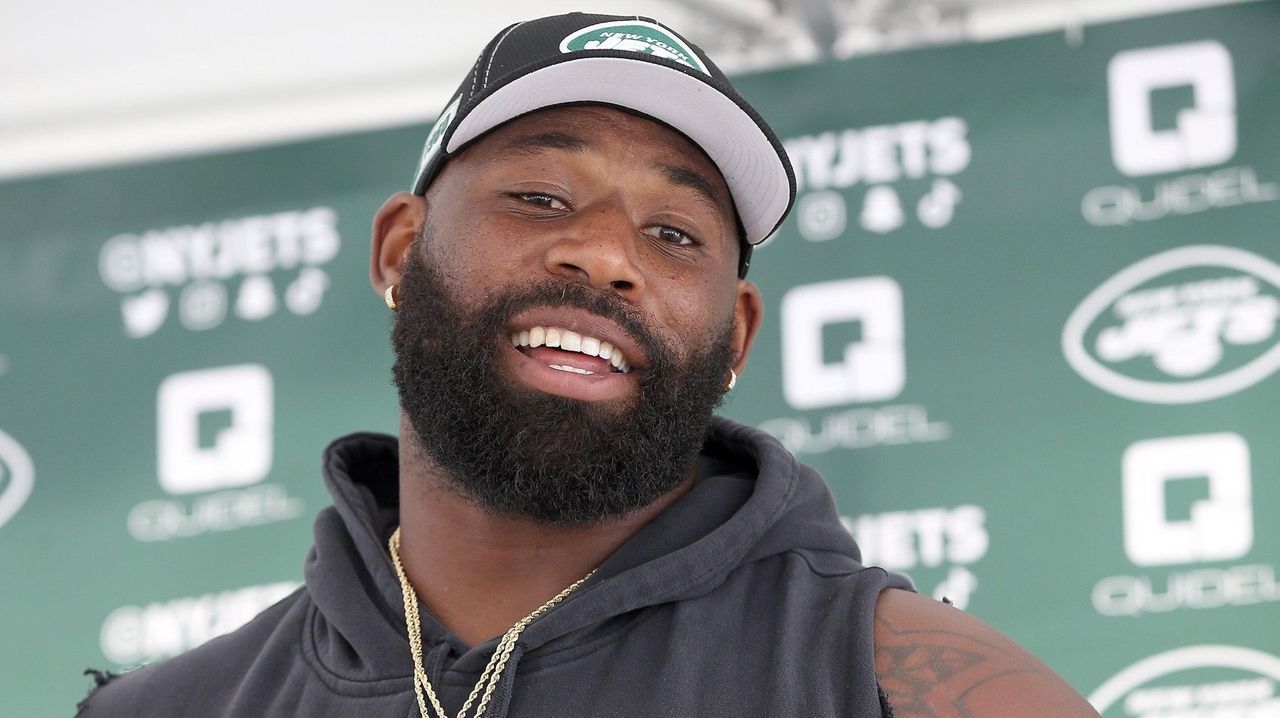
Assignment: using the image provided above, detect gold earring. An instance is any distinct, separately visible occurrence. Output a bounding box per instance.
[727,369,737,391]
[384,284,397,311]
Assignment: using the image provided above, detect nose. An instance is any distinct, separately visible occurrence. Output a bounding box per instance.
[543,200,644,293]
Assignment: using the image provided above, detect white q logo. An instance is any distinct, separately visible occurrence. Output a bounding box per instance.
[1122,432,1252,567]
[1108,40,1236,177]
[781,276,905,410]
[157,364,273,495]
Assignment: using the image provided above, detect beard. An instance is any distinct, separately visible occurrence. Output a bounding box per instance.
[390,235,736,526]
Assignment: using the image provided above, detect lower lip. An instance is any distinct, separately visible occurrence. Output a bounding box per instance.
[503,342,636,401]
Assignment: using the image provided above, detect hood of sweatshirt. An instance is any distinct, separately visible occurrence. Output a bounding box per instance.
[303,415,866,694]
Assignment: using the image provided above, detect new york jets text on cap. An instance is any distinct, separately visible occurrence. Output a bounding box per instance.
[410,12,796,273]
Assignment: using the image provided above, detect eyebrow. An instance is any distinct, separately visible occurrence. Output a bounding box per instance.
[499,131,592,157]
[497,131,732,218]
[659,163,732,218]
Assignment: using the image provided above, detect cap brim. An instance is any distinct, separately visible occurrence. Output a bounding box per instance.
[446,56,792,244]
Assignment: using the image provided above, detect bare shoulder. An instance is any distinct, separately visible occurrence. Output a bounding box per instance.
[873,588,1100,718]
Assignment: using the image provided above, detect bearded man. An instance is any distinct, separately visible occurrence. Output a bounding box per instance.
[78,12,1100,718]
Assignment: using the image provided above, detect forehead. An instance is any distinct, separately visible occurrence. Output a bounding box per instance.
[450,106,734,204]
[479,105,710,158]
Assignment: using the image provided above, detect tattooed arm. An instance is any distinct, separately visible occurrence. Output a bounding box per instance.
[873,589,1100,718]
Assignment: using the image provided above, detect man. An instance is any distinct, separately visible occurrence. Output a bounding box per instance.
[79,12,1099,718]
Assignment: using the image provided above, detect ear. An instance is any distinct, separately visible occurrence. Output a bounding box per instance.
[370,192,429,294]
[730,280,764,376]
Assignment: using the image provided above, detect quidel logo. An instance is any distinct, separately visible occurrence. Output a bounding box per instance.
[1090,645,1280,717]
[1062,245,1280,404]
[1083,40,1278,226]
[1108,41,1236,177]
[781,276,905,409]
[761,277,949,453]
[1123,433,1251,567]
[129,364,302,542]
[1092,432,1278,618]
[157,364,273,494]
[0,429,35,529]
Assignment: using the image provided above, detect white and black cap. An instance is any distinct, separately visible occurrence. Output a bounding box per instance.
[410,12,796,276]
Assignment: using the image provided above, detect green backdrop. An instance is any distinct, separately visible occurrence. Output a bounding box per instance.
[2,3,1277,716]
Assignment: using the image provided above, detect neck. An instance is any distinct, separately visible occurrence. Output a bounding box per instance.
[395,417,695,648]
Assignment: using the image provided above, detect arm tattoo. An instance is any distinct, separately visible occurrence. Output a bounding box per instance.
[874,615,1039,718]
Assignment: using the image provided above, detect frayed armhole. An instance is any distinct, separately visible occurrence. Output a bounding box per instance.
[877,680,896,717]
[76,668,121,714]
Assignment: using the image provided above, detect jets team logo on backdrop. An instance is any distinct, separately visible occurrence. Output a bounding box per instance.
[1092,432,1278,618]
[779,117,969,244]
[0,428,35,530]
[100,581,299,666]
[760,276,949,453]
[98,206,339,338]
[1089,645,1280,717]
[843,504,989,609]
[1083,40,1278,226]
[1062,245,1280,404]
[560,21,707,75]
[128,364,302,542]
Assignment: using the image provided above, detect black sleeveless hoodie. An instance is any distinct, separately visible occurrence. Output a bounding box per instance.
[77,417,910,717]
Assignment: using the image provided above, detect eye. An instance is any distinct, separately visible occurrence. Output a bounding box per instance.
[645,225,699,247]
[512,192,569,210]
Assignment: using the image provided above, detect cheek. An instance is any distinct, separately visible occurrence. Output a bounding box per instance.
[652,277,738,349]
[426,214,532,288]
[466,213,551,268]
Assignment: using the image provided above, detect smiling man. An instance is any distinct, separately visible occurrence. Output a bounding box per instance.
[78,12,1099,718]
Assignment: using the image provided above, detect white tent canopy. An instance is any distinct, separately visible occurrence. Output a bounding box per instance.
[0,0,1251,180]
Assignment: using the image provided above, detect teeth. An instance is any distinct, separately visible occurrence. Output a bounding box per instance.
[549,364,593,375]
[561,331,582,352]
[509,325,631,373]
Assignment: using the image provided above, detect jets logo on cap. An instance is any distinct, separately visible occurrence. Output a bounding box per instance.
[560,21,709,76]
[415,94,462,184]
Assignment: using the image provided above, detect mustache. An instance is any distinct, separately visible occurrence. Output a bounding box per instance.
[479,279,671,371]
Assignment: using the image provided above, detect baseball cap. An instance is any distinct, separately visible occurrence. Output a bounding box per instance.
[410,12,796,276]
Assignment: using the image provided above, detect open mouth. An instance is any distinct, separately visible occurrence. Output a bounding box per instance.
[510,326,631,375]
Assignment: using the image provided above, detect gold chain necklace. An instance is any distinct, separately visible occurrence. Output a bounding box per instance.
[388,527,595,718]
